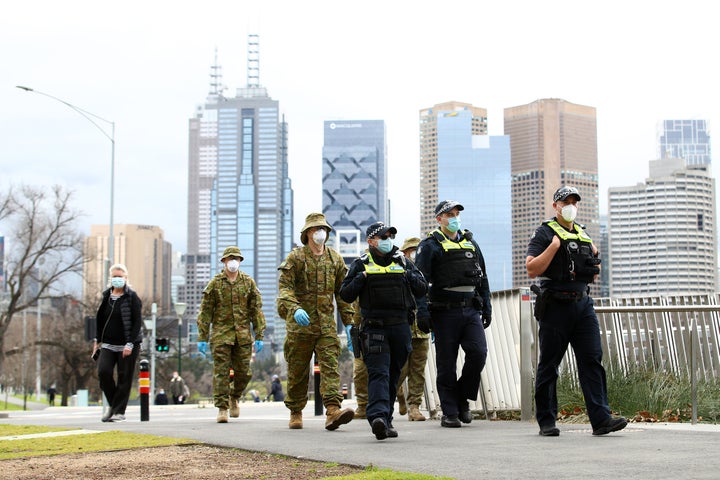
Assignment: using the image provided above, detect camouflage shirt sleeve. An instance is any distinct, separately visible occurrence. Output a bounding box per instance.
[331,249,355,326]
[248,275,266,340]
[196,276,217,342]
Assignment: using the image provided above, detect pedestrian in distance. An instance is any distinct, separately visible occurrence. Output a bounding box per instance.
[276,212,356,431]
[395,237,431,421]
[415,200,492,428]
[266,374,285,402]
[154,388,169,405]
[526,186,627,437]
[340,222,428,440]
[169,371,187,404]
[197,246,266,423]
[92,263,143,423]
[46,384,57,407]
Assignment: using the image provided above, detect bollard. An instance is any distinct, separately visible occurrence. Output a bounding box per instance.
[139,359,150,421]
[313,353,323,416]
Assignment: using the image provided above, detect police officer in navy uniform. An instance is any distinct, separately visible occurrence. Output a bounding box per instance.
[414,200,492,428]
[527,186,627,436]
[340,222,428,440]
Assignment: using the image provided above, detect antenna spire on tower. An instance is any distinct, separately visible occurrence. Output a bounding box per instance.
[247,34,260,88]
[209,47,223,98]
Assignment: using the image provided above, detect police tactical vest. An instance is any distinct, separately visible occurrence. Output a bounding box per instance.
[359,252,412,310]
[430,229,484,290]
[544,220,599,283]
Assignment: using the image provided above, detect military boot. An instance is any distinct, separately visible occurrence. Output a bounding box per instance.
[216,408,229,423]
[289,411,303,429]
[354,404,367,419]
[408,404,426,421]
[397,393,407,416]
[229,397,240,418]
[325,405,354,430]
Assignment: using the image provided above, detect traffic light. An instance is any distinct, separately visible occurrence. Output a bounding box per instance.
[155,338,169,352]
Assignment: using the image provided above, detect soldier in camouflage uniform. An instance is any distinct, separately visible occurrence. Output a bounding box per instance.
[197,246,266,423]
[276,213,356,430]
[396,237,430,421]
[351,300,368,418]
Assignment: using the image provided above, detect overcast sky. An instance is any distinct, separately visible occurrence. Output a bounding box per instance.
[1,0,717,255]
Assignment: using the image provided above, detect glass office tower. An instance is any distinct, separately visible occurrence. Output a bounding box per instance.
[658,119,711,167]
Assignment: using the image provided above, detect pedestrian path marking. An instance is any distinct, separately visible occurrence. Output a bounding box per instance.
[0,429,102,441]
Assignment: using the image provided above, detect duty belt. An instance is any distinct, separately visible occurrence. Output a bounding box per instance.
[429,298,473,310]
[549,290,588,302]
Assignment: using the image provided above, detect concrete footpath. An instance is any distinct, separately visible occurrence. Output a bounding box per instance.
[2,401,719,480]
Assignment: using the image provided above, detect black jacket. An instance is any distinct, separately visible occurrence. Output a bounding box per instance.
[95,286,143,345]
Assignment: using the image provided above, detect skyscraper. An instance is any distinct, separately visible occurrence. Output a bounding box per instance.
[608,158,717,296]
[180,37,293,352]
[322,120,387,260]
[658,119,711,166]
[418,102,512,290]
[84,224,172,313]
[504,99,600,291]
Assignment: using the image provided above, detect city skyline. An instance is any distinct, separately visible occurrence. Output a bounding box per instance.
[2,1,717,263]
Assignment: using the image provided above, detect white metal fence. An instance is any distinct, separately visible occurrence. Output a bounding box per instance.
[419,290,720,420]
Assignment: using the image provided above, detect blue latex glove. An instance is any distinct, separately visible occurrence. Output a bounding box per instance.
[197,341,208,355]
[431,332,435,344]
[294,308,310,326]
[254,339,264,353]
[345,325,353,353]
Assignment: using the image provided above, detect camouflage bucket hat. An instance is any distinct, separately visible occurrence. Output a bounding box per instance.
[400,237,421,252]
[300,212,332,244]
[220,245,244,262]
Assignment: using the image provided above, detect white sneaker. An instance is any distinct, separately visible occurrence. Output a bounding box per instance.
[110,414,126,422]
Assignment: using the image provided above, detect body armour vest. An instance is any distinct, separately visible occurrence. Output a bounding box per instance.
[430,229,484,291]
[543,220,600,284]
[359,252,412,311]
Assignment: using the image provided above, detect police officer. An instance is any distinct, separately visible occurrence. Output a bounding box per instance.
[340,222,427,440]
[396,237,431,421]
[527,186,627,436]
[276,213,356,430]
[415,200,491,428]
[197,246,266,423]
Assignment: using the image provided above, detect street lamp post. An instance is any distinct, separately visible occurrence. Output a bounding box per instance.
[174,303,187,377]
[16,85,116,285]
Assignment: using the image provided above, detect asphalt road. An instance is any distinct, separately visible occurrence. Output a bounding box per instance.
[2,401,719,480]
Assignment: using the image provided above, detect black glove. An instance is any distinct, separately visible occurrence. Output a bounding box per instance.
[482,315,492,329]
[416,316,432,334]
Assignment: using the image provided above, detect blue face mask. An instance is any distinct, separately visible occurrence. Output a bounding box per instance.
[111,277,126,289]
[377,238,394,254]
[447,217,461,233]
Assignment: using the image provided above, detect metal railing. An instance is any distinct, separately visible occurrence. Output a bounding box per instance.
[420,290,720,424]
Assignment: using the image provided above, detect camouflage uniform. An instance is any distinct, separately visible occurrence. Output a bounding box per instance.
[350,302,368,417]
[277,243,354,412]
[397,322,430,406]
[197,268,266,410]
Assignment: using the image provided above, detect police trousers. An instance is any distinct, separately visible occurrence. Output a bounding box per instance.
[431,306,487,417]
[535,295,612,430]
[363,322,412,426]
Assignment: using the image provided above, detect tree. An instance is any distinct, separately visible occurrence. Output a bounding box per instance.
[0,185,86,378]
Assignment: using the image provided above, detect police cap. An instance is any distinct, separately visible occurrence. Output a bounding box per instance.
[553,186,582,203]
[435,200,464,216]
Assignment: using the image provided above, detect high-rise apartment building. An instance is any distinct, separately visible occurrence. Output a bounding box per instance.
[505,99,600,291]
[180,37,293,352]
[658,119,711,166]
[418,102,512,290]
[608,158,717,296]
[84,224,172,313]
[322,120,387,261]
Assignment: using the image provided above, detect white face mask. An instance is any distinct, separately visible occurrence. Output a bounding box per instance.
[226,259,240,272]
[561,204,578,222]
[312,229,327,245]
